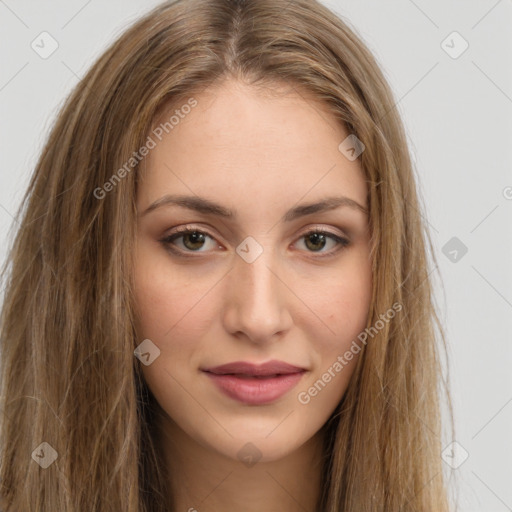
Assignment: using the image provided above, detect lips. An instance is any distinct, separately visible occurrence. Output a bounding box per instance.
[202,359,307,377]
[201,360,307,405]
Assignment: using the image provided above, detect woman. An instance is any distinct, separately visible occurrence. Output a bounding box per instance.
[0,0,454,510]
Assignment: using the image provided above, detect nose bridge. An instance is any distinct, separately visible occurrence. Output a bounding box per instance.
[223,241,292,341]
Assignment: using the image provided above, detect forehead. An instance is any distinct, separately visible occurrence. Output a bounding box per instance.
[138,79,367,214]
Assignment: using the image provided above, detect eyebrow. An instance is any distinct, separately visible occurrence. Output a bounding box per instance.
[139,194,368,221]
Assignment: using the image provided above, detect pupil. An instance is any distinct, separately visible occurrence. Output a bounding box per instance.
[306,233,326,251]
[184,232,205,250]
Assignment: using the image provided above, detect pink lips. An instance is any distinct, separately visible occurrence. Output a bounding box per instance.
[202,360,307,405]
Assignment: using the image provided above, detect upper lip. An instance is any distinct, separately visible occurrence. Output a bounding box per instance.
[202,359,307,377]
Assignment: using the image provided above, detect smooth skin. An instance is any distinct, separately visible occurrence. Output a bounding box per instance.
[133,78,372,512]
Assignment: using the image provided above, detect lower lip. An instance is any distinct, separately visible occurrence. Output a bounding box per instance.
[203,371,306,405]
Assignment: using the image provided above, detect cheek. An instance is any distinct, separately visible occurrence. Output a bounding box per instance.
[133,241,214,339]
[134,273,215,353]
[296,256,371,410]
[132,257,215,400]
[328,275,372,336]
[309,252,372,346]
[295,259,372,411]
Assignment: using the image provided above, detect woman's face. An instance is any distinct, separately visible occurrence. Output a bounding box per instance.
[133,78,372,463]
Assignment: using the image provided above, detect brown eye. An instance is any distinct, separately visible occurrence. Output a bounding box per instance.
[304,232,327,251]
[296,229,350,256]
[161,228,218,255]
[181,231,207,251]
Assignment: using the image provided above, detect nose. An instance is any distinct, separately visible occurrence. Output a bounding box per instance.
[221,246,293,345]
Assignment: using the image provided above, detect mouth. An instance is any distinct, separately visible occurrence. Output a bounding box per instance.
[202,359,307,377]
[207,373,295,379]
[201,360,307,405]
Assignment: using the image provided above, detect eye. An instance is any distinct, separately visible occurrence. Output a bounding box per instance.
[160,226,219,255]
[294,228,350,257]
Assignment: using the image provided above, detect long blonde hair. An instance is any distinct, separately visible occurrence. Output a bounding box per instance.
[0,0,454,510]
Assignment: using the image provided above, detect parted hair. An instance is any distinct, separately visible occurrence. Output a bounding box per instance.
[0,0,453,510]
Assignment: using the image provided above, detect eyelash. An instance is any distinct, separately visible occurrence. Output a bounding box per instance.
[159,226,350,259]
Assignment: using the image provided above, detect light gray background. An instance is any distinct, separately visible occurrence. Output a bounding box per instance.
[1,1,511,511]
